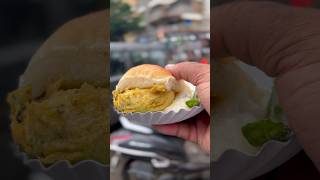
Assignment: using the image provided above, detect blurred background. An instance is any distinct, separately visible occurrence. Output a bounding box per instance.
[110,0,210,77]
[0,1,106,180]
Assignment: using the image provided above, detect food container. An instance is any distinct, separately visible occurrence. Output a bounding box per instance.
[14,145,109,180]
[212,139,300,180]
[212,60,301,180]
[119,105,203,125]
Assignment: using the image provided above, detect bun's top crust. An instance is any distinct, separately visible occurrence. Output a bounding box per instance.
[116,64,176,92]
[124,64,172,78]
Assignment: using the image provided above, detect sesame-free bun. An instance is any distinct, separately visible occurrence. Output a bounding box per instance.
[21,10,108,97]
[116,64,177,92]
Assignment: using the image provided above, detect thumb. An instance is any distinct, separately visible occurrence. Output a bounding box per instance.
[165,62,210,86]
[165,62,210,113]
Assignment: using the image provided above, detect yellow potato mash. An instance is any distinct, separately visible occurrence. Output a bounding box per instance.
[7,80,108,165]
[113,84,175,113]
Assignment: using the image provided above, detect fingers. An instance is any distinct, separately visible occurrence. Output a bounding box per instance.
[212,1,320,76]
[154,112,210,153]
[165,62,210,87]
[165,62,210,113]
[212,1,285,66]
[154,122,198,143]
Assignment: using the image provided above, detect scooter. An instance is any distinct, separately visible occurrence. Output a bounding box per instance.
[110,116,210,180]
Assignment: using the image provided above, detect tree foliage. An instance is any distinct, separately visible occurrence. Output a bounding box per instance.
[110,0,142,41]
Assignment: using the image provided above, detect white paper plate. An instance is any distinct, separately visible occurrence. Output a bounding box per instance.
[212,138,300,180]
[14,145,109,180]
[119,105,204,125]
[212,60,301,180]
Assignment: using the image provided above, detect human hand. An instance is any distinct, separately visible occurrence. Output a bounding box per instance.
[154,62,210,153]
[213,1,320,170]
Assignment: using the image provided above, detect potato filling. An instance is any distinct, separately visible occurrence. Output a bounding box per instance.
[7,80,108,165]
[113,84,175,113]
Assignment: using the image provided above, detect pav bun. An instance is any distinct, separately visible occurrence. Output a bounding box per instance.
[21,10,108,98]
[116,64,176,92]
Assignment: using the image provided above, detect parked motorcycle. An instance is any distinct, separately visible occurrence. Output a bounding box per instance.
[110,116,210,180]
